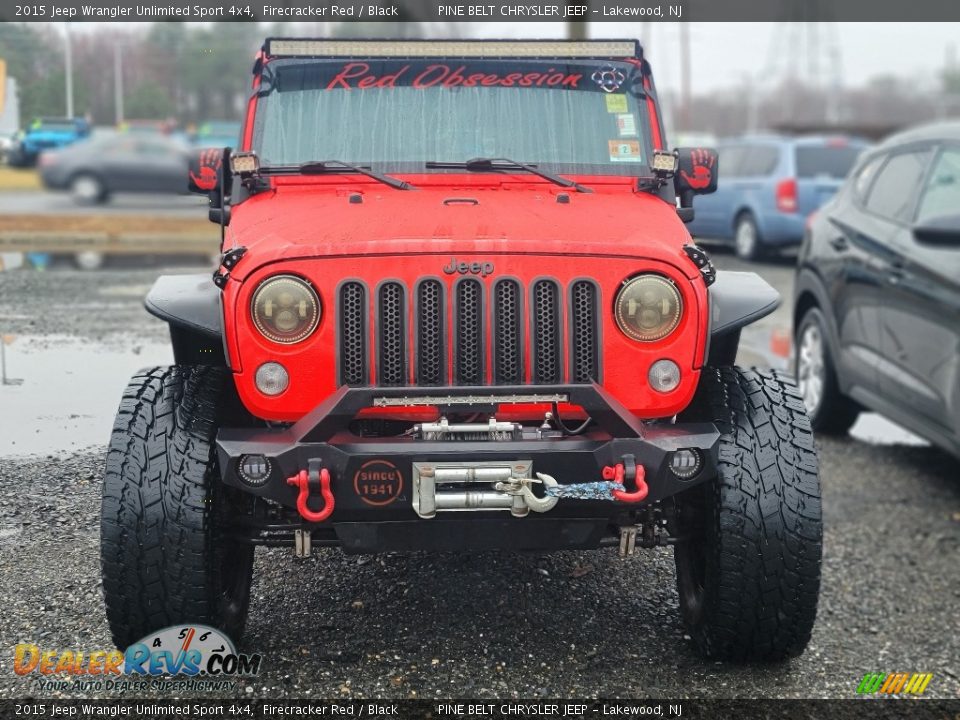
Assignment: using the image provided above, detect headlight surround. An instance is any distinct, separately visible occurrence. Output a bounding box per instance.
[251,275,321,344]
[614,274,683,342]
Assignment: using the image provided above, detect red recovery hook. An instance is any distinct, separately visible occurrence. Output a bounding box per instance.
[287,462,335,523]
[603,462,649,503]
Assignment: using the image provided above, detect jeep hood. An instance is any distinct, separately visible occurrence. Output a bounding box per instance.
[225,182,699,281]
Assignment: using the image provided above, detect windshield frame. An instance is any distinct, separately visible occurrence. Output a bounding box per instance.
[250,57,657,179]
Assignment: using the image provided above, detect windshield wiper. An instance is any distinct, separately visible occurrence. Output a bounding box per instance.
[296,160,414,190]
[427,157,592,193]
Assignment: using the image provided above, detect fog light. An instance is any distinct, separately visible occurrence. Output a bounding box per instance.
[238,454,272,486]
[648,359,680,393]
[255,362,289,396]
[669,449,702,479]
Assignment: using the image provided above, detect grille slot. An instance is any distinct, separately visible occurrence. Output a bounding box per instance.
[416,280,445,386]
[378,282,406,386]
[338,282,367,386]
[570,280,600,383]
[493,279,523,384]
[532,279,562,383]
[455,279,484,385]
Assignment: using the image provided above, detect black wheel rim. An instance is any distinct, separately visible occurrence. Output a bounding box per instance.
[214,479,254,632]
[219,542,253,627]
[674,494,708,624]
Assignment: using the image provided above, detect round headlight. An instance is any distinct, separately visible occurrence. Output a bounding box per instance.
[251,275,320,344]
[614,274,682,342]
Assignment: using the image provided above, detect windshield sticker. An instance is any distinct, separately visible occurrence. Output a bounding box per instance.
[609,140,643,162]
[592,66,626,93]
[327,62,584,90]
[616,113,637,137]
[605,94,628,113]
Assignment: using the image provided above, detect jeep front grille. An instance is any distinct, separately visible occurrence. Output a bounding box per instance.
[337,277,600,387]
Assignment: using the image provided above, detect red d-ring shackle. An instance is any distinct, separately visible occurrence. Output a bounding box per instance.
[603,462,649,503]
[287,465,335,522]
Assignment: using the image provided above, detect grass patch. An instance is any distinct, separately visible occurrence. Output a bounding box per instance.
[0,166,41,191]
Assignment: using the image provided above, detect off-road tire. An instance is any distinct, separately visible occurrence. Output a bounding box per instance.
[100,366,253,649]
[795,307,860,435]
[673,367,822,661]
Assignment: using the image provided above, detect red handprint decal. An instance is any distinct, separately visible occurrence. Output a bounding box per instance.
[190,148,221,191]
[680,148,715,190]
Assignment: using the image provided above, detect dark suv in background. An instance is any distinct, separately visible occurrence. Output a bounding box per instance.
[794,121,960,458]
[688,135,868,260]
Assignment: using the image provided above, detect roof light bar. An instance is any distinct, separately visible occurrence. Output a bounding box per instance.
[266,39,639,60]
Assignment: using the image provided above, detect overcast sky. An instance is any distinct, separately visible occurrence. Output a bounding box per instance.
[460,22,959,94]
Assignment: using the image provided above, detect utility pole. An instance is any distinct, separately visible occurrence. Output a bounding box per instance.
[679,23,691,132]
[64,23,74,117]
[566,0,587,41]
[114,43,124,124]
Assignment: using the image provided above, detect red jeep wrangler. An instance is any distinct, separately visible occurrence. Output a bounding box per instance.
[100,39,822,661]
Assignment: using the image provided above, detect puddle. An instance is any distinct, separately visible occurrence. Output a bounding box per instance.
[0,335,172,457]
[849,413,929,448]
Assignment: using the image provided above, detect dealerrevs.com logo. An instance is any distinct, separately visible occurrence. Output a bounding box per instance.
[856,672,933,695]
[15,625,262,693]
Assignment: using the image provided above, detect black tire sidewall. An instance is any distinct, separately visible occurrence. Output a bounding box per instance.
[100,366,252,649]
[674,367,823,661]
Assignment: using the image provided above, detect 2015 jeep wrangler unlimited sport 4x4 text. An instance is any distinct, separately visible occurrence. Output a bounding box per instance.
[100,39,822,661]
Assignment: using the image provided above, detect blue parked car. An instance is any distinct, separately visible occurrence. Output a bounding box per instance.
[8,117,91,167]
[687,135,869,260]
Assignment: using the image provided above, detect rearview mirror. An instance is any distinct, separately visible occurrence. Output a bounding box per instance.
[913,214,960,248]
[674,147,719,205]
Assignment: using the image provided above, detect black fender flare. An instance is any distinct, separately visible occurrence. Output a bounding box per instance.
[704,270,780,366]
[144,275,226,365]
[708,270,781,337]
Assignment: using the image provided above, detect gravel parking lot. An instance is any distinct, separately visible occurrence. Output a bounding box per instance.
[0,256,958,700]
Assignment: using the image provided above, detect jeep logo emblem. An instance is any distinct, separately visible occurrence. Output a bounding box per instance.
[442,258,494,277]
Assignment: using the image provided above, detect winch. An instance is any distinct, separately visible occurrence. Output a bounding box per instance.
[412,460,559,518]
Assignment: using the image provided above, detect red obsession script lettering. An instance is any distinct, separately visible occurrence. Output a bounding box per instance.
[326,62,582,90]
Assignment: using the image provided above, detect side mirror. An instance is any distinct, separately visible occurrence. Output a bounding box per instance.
[913,214,960,248]
[674,147,719,207]
[187,147,229,196]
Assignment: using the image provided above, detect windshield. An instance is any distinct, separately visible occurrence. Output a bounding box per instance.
[253,58,652,175]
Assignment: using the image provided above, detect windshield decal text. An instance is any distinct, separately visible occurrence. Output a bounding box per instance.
[327,62,583,90]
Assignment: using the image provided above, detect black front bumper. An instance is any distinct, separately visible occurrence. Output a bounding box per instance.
[216,384,719,552]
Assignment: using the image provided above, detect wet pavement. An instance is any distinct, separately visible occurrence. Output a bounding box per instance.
[0,191,207,217]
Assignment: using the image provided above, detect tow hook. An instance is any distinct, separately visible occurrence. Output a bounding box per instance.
[604,457,649,503]
[501,473,560,514]
[287,460,335,523]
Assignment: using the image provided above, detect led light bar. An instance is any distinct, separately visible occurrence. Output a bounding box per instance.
[266,39,639,60]
[652,150,679,174]
[230,151,260,175]
[373,393,570,408]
